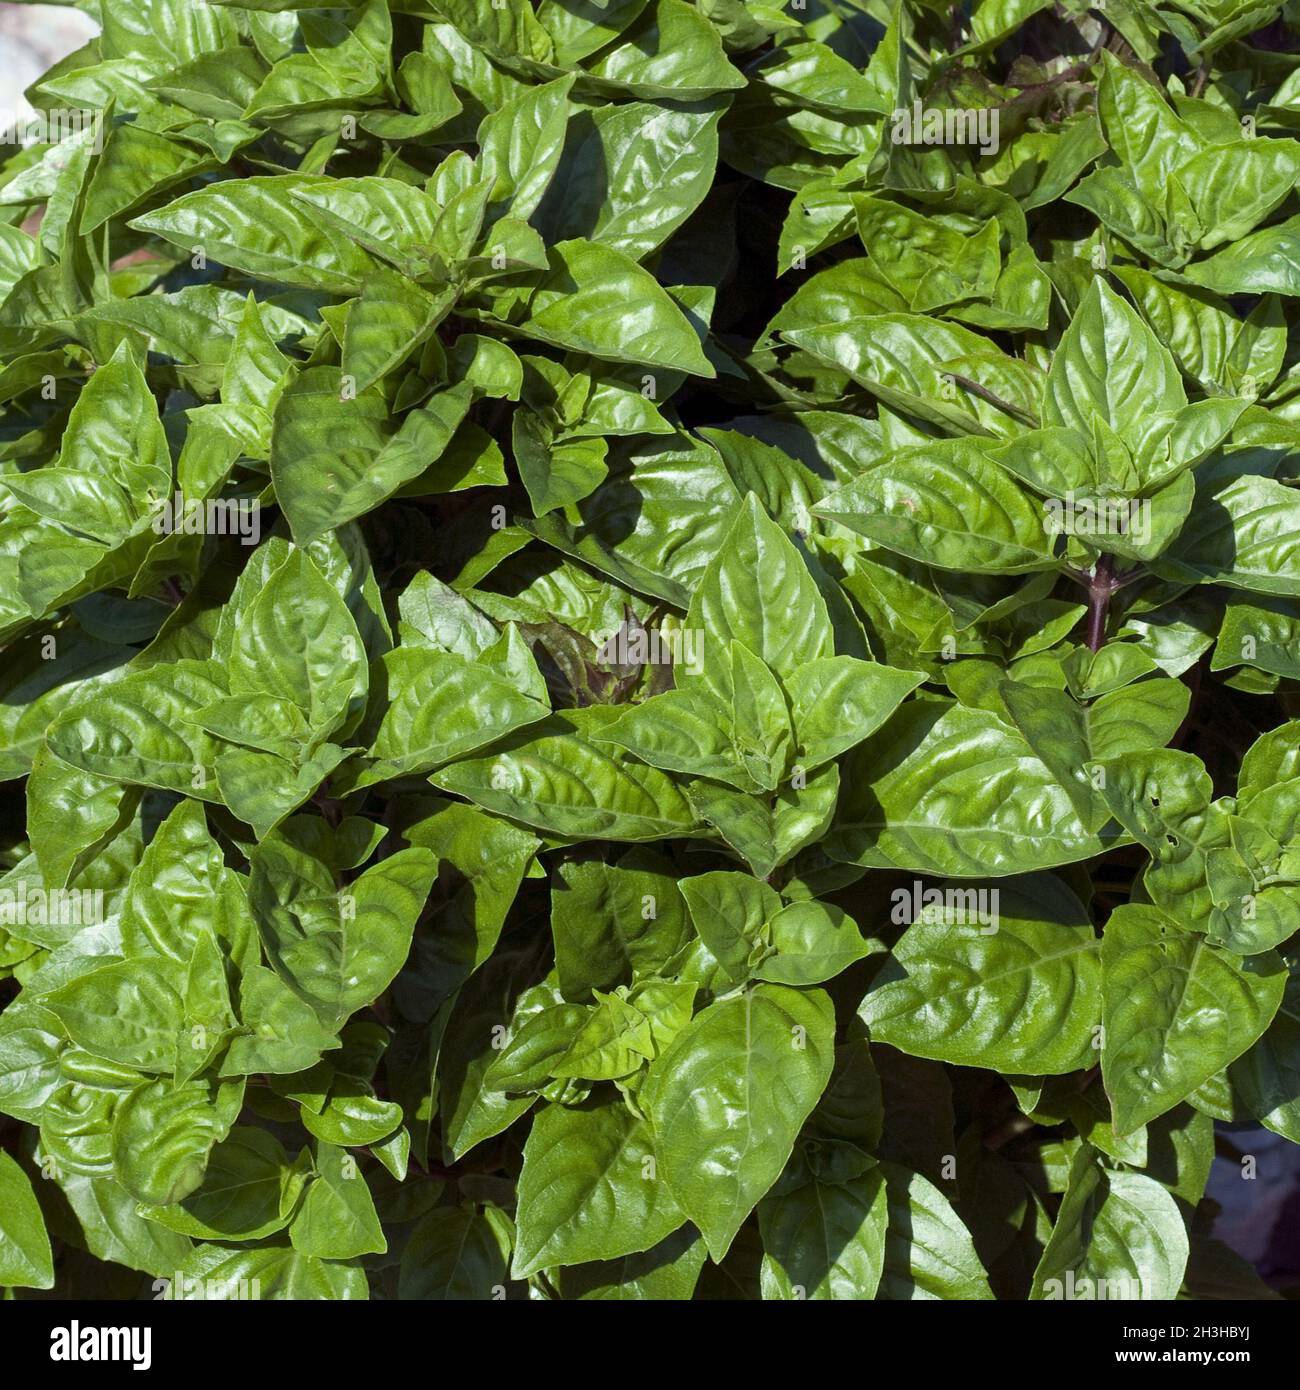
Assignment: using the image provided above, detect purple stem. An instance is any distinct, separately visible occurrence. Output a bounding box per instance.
[1086,554,1116,653]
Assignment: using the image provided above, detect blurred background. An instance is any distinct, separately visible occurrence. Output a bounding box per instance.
[0,2,96,119]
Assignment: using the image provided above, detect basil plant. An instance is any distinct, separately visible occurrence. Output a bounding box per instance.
[0,0,1298,1303]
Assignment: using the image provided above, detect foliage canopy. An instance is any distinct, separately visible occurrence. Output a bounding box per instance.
[1,0,1299,1303]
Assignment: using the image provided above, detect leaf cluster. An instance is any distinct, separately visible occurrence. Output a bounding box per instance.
[1,0,1299,1303]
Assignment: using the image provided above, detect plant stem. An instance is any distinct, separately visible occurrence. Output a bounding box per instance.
[1170,653,1206,752]
[1086,554,1115,652]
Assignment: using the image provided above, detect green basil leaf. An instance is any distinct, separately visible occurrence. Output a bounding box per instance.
[643,983,835,1260]
[0,1150,55,1289]
[1101,904,1286,1133]
[513,1096,685,1276]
